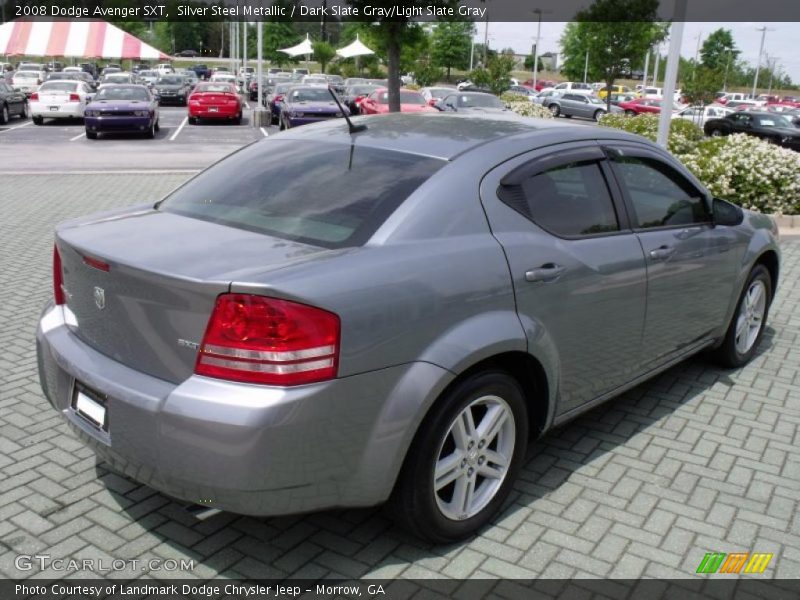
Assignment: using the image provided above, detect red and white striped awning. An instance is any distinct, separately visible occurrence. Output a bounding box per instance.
[0,20,170,60]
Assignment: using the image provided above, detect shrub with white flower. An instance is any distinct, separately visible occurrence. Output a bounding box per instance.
[499,92,554,120]
[680,134,800,214]
[597,113,800,214]
[597,113,703,156]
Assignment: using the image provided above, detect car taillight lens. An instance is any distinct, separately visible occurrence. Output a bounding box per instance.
[53,245,65,305]
[195,294,340,386]
[69,93,80,102]
[30,92,39,101]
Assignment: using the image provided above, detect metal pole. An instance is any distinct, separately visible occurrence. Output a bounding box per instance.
[483,21,489,66]
[692,31,701,81]
[229,22,234,71]
[723,49,731,91]
[583,49,589,84]
[653,48,660,88]
[469,39,475,71]
[752,27,767,98]
[642,50,650,91]
[243,21,247,89]
[257,20,263,112]
[532,9,542,91]
[656,5,686,149]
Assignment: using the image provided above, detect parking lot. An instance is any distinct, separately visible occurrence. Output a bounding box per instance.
[0,107,799,583]
[0,99,269,172]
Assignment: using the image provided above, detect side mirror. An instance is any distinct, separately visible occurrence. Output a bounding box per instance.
[445,102,456,111]
[712,198,744,227]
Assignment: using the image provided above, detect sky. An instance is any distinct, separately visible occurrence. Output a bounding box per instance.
[476,22,800,83]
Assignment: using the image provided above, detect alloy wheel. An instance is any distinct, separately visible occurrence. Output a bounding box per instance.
[734,279,766,355]
[433,395,515,521]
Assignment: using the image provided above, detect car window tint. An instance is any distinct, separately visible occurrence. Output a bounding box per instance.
[611,156,708,228]
[159,140,445,249]
[498,161,620,237]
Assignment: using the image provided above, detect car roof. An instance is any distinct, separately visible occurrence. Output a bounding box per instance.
[276,112,648,161]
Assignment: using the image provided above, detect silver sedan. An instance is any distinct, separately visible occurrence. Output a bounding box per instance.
[37,113,780,542]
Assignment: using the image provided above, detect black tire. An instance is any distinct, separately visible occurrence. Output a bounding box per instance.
[145,121,156,138]
[625,109,636,116]
[709,128,724,137]
[19,102,29,120]
[709,264,772,368]
[0,104,9,124]
[593,109,605,121]
[387,370,529,543]
[234,112,242,125]
[32,115,43,125]
[86,130,98,139]
[548,104,560,117]
[189,116,198,125]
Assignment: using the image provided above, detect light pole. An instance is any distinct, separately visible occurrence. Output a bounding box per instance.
[642,49,650,90]
[722,48,731,91]
[692,31,702,81]
[469,38,475,71]
[656,0,686,149]
[583,48,589,84]
[652,45,660,88]
[751,26,773,99]
[767,56,780,95]
[532,8,543,91]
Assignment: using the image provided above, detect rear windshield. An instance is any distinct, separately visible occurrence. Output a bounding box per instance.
[159,140,445,248]
[40,82,78,92]
[95,87,150,101]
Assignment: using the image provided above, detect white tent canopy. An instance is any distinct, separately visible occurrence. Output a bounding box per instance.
[336,34,374,59]
[278,34,313,58]
[0,19,169,60]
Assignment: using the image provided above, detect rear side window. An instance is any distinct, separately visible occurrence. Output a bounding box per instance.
[159,140,445,248]
[498,161,620,237]
[610,156,708,229]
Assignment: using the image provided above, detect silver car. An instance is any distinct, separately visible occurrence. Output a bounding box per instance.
[547,92,624,120]
[37,114,780,542]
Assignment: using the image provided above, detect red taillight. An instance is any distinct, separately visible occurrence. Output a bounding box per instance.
[275,95,283,103]
[69,93,80,102]
[82,254,110,272]
[195,294,340,386]
[53,245,65,305]
[30,92,39,101]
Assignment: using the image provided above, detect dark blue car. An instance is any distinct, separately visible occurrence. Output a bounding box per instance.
[278,85,348,130]
[84,85,159,139]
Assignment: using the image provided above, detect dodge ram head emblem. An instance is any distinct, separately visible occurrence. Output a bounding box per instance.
[93,287,105,310]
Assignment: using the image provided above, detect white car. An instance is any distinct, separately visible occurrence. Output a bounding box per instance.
[138,70,159,86]
[11,70,44,96]
[156,64,174,75]
[551,81,593,96]
[209,73,237,86]
[30,80,94,124]
[301,75,328,85]
[63,66,83,73]
[672,104,733,126]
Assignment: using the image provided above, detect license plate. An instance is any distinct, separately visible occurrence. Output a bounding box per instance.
[71,381,108,431]
[208,107,218,112]
[49,106,59,111]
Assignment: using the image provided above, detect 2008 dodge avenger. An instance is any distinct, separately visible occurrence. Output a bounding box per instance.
[37,113,780,542]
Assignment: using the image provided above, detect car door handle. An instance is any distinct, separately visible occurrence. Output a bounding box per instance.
[525,263,565,283]
[649,245,676,260]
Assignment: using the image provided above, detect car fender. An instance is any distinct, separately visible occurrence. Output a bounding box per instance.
[719,218,780,332]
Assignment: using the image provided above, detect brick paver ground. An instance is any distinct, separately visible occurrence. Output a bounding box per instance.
[1,174,798,580]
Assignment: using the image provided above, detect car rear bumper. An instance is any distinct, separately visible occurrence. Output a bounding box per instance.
[30,102,83,119]
[158,95,186,105]
[189,106,239,119]
[36,303,449,516]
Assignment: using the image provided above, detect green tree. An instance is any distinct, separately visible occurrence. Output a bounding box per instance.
[263,22,300,67]
[700,29,739,72]
[470,51,516,95]
[523,55,546,71]
[682,66,724,107]
[345,0,459,112]
[431,21,475,81]
[313,41,336,73]
[561,0,667,110]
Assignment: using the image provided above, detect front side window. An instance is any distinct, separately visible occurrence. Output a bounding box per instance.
[611,156,708,229]
[498,160,619,237]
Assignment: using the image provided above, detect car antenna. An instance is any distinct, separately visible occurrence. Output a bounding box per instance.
[328,85,367,134]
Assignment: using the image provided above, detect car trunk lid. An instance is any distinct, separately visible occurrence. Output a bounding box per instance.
[56,206,332,384]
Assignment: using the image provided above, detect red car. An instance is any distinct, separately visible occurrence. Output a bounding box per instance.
[359,88,437,115]
[187,82,242,124]
[522,79,555,91]
[618,97,662,115]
